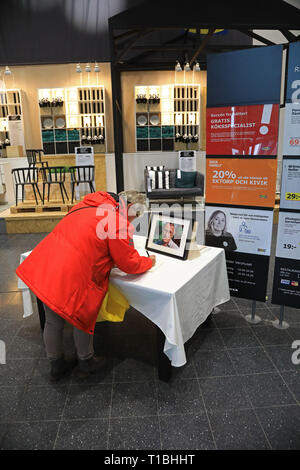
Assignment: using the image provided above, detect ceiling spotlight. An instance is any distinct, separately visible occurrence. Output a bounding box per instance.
[175,61,182,72]
[184,62,191,72]
[76,63,82,73]
[94,63,100,73]
[85,63,91,73]
[193,62,201,72]
[4,66,12,75]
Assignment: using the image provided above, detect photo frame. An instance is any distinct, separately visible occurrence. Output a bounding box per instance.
[146,213,195,260]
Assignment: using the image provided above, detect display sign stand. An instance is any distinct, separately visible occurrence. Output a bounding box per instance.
[75,146,95,200]
[272,305,290,330]
[270,42,299,331]
[245,300,262,324]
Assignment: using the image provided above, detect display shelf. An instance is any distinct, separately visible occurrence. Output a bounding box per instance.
[135,84,200,152]
[38,86,106,155]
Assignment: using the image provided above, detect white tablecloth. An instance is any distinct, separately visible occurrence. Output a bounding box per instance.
[17,236,230,367]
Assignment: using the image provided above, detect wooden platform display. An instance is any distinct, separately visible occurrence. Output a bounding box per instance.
[10,201,73,214]
[3,209,66,234]
[3,200,78,233]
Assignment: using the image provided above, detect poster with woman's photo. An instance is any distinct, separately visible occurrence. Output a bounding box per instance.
[205,205,273,301]
[205,205,273,256]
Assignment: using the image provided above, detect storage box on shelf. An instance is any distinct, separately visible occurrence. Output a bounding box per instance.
[135,85,200,152]
[38,86,106,155]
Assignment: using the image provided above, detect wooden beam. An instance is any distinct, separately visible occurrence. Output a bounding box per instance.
[115,29,151,62]
[278,29,297,42]
[126,32,189,64]
[190,28,216,65]
[109,23,124,192]
[114,29,139,41]
[237,30,276,46]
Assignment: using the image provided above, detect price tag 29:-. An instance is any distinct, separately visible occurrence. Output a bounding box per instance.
[285,192,300,201]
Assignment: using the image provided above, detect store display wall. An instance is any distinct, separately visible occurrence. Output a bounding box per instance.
[2,65,207,158]
[1,63,114,153]
[121,70,207,153]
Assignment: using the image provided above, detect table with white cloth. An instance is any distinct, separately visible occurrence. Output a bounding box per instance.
[17,235,230,380]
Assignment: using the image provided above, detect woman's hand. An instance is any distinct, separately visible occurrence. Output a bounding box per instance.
[150,255,156,267]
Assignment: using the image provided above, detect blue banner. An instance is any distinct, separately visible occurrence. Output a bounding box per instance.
[286,41,300,103]
[207,45,283,107]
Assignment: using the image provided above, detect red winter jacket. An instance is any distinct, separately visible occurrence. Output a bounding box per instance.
[16,192,152,334]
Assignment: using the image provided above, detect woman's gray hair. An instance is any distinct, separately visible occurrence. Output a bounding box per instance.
[118,190,147,218]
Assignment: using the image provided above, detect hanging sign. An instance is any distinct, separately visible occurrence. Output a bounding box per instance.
[206,157,277,207]
[206,104,279,156]
[286,41,300,103]
[283,103,300,155]
[272,211,300,309]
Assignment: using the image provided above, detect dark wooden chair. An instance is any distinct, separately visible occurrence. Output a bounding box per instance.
[40,166,69,204]
[11,167,43,206]
[69,165,95,203]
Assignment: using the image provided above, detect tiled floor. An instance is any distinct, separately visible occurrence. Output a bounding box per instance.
[0,231,300,450]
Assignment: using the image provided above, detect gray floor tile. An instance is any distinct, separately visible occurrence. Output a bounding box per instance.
[55,419,109,450]
[0,292,23,309]
[215,299,238,311]
[193,349,236,378]
[189,328,224,352]
[0,277,19,293]
[1,421,59,450]
[0,318,22,344]
[29,357,72,385]
[113,357,155,383]
[251,325,293,346]
[213,309,249,328]
[208,409,270,450]
[228,347,276,375]
[281,371,300,401]
[0,423,8,447]
[111,381,157,418]
[7,335,44,358]
[70,358,114,384]
[287,324,300,340]
[219,327,260,349]
[241,373,297,408]
[269,306,300,324]
[199,376,250,411]
[63,383,112,420]
[265,345,300,372]
[241,307,277,322]
[256,405,300,450]
[235,298,269,309]
[108,416,161,450]
[0,386,26,421]
[157,379,204,415]
[161,360,197,382]
[199,313,217,329]
[0,359,37,385]
[16,385,68,421]
[160,413,215,450]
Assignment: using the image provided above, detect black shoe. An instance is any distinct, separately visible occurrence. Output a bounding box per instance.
[76,355,107,379]
[50,356,78,382]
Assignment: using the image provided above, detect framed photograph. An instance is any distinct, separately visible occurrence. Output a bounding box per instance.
[146,213,195,260]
